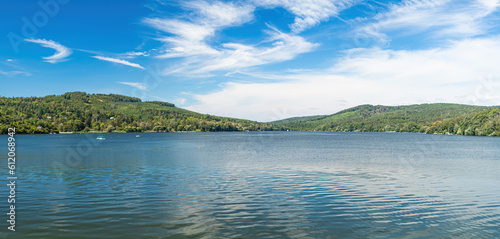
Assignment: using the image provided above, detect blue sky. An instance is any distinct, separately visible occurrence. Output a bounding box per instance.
[1,0,500,121]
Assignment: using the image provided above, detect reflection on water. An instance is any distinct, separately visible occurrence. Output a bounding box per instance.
[1,132,499,238]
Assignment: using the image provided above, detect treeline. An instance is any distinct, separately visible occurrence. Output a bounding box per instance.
[278,104,500,136]
[0,92,281,134]
[423,108,500,136]
[2,93,498,136]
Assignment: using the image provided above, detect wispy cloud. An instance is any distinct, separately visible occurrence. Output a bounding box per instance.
[92,56,145,69]
[144,1,317,74]
[25,38,72,63]
[1,59,31,76]
[0,69,31,77]
[117,82,148,90]
[121,51,150,58]
[254,0,360,33]
[172,97,187,106]
[354,0,500,44]
[180,27,318,74]
[187,37,500,121]
[144,1,254,59]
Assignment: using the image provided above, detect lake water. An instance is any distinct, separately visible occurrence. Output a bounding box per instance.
[1,132,499,238]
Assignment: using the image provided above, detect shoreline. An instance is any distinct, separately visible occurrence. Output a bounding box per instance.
[1,130,497,137]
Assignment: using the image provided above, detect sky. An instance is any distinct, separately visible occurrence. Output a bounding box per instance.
[1,0,500,122]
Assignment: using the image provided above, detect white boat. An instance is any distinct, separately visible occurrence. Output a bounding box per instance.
[136,135,140,138]
[96,136,106,140]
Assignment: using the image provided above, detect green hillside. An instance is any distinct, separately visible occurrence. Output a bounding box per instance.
[2,93,499,136]
[275,104,500,136]
[0,92,278,134]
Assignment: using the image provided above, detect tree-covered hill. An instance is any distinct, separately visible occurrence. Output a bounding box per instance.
[0,92,277,134]
[274,104,500,136]
[2,92,499,136]
[424,108,500,136]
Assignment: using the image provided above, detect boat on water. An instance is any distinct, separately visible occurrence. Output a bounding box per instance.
[136,135,140,138]
[96,136,106,140]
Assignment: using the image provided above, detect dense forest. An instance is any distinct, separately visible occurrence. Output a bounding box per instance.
[275,104,500,136]
[0,92,279,134]
[1,92,499,136]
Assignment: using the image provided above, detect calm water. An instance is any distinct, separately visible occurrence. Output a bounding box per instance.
[1,132,499,238]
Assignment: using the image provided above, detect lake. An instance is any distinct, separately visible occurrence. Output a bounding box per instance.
[1,132,499,238]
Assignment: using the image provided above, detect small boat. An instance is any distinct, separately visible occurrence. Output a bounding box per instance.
[136,135,140,138]
[96,136,106,140]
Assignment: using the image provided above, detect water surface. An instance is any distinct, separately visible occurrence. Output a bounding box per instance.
[1,132,499,238]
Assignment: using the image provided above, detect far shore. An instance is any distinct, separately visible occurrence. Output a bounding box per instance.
[2,130,497,137]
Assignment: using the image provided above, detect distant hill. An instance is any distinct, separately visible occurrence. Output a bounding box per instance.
[0,92,277,134]
[273,104,500,136]
[2,93,499,136]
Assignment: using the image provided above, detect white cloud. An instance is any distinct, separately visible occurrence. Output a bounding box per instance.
[25,38,72,63]
[255,0,359,33]
[92,56,145,69]
[0,69,31,77]
[477,0,500,14]
[185,0,255,27]
[187,37,500,122]
[144,18,221,58]
[355,0,500,44]
[185,27,318,74]
[144,1,254,59]
[173,97,187,106]
[144,1,317,74]
[121,51,150,58]
[117,82,148,91]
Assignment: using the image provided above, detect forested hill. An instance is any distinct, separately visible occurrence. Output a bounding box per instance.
[274,104,500,136]
[2,93,499,136]
[0,92,278,134]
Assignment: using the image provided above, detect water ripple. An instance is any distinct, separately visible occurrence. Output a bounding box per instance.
[1,132,499,238]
